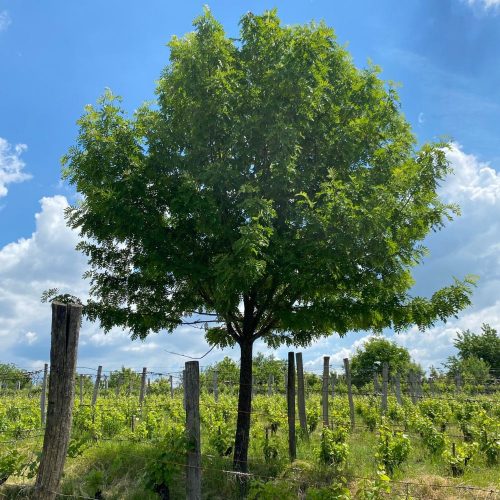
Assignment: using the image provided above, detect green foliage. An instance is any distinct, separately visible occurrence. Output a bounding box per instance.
[412,415,448,455]
[63,8,474,347]
[248,479,296,499]
[306,480,351,499]
[446,355,491,385]
[319,427,349,468]
[376,421,411,475]
[0,364,32,389]
[452,324,500,372]
[350,337,411,388]
[355,467,392,499]
[442,442,478,477]
[143,428,187,495]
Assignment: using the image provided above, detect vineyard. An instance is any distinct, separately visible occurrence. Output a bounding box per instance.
[1,358,499,499]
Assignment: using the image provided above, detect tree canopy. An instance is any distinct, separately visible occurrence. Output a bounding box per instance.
[453,324,499,372]
[349,337,415,387]
[62,9,475,470]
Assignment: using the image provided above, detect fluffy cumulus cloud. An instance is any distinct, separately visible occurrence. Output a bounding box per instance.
[0,138,31,198]
[0,195,219,371]
[0,142,499,373]
[0,10,11,32]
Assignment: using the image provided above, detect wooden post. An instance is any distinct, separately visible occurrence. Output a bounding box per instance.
[408,370,416,404]
[182,369,186,410]
[267,374,273,396]
[40,363,48,426]
[343,358,355,429]
[429,377,435,397]
[115,373,121,397]
[169,375,174,399]
[91,366,102,407]
[287,352,296,461]
[322,356,330,427]
[139,367,147,406]
[79,374,83,405]
[213,371,218,402]
[416,373,423,400]
[16,380,21,391]
[295,352,308,439]
[381,362,389,413]
[35,302,82,500]
[373,369,380,395]
[331,372,335,399]
[185,361,201,500]
[394,374,402,405]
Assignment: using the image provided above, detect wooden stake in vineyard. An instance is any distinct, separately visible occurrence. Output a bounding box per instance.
[35,302,82,500]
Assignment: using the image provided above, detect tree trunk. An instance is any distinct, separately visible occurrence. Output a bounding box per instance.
[233,338,253,472]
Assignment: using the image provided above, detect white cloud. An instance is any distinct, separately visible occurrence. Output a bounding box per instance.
[24,331,38,345]
[0,10,11,32]
[466,0,500,9]
[442,142,500,205]
[0,138,31,198]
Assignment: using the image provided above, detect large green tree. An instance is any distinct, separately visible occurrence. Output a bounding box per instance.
[63,9,474,471]
[453,324,499,372]
[350,337,414,387]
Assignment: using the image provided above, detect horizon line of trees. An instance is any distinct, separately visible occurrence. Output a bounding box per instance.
[2,323,497,392]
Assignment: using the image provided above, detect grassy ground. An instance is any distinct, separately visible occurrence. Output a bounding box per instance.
[2,428,498,499]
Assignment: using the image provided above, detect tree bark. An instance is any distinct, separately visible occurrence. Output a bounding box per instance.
[233,338,253,472]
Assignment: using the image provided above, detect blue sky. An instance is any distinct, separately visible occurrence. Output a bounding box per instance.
[0,0,499,374]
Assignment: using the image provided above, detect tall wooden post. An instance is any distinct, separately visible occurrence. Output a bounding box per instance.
[40,363,48,426]
[185,361,201,500]
[287,352,296,461]
[373,369,380,395]
[322,356,330,427]
[139,367,147,406]
[267,374,273,396]
[394,374,402,405]
[343,358,355,429]
[169,375,174,399]
[381,362,389,413]
[35,302,82,500]
[295,352,308,439]
[91,366,102,407]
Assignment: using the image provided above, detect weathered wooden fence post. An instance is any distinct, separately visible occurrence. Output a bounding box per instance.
[394,374,402,405]
[295,352,308,439]
[322,356,330,427]
[373,369,380,395]
[185,361,201,500]
[381,362,389,413]
[139,367,147,406]
[91,366,102,407]
[169,375,174,399]
[343,358,355,429]
[182,369,186,410]
[35,302,82,500]
[40,363,48,426]
[267,374,273,396]
[331,372,336,399]
[287,352,296,461]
